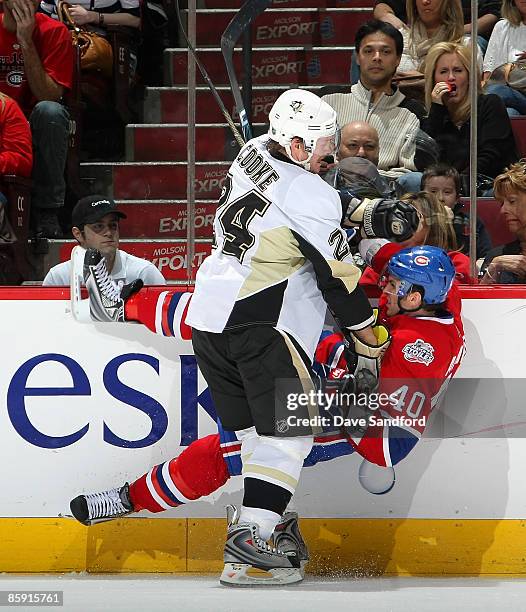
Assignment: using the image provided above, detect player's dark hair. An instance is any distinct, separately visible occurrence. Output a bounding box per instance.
[354,19,404,57]
[410,284,447,312]
[266,138,283,158]
[421,163,461,195]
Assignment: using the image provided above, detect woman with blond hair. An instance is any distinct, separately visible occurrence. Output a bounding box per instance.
[359,190,475,285]
[480,160,526,283]
[483,0,526,116]
[397,0,468,73]
[421,41,517,184]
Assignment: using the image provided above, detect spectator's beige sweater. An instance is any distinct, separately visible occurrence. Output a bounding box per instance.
[322,81,421,178]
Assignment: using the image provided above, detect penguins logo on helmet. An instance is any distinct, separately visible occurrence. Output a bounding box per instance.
[290,100,304,114]
[414,255,430,266]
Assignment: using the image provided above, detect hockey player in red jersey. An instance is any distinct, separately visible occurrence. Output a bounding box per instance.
[70,245,464,583]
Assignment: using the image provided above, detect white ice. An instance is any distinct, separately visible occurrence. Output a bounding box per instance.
[1,575,526,612]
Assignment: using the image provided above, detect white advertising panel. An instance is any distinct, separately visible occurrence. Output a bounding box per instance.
[1,289,526,519]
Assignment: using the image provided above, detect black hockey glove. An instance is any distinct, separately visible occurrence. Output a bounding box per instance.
[340,194,420,243]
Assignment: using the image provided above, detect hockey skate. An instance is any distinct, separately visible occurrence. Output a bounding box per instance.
[220,505,303,587]
[83,248,125,322]
[69,484,134,526]
[272,511,309,575]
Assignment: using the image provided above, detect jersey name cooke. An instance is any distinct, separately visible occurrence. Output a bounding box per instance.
[236,143,280,191]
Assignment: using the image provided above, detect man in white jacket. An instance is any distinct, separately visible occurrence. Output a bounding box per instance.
[322,19,427,192]
[43,195,166,286]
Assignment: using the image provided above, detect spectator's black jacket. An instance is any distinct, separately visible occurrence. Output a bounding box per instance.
[481,240,524,283]
[421,94,518,180]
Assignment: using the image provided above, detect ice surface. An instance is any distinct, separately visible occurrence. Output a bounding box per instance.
[1,575,526,612]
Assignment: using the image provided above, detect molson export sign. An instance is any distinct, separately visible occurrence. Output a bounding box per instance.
[59,242,213,281]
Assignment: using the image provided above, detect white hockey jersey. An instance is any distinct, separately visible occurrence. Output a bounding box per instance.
[186,135,374,360]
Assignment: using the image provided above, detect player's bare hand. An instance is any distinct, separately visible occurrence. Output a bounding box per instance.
[69,5,96,25]
[484,255,526,283]
[11,0,36,46]
[431,81,451,105]
[318,159,337,174]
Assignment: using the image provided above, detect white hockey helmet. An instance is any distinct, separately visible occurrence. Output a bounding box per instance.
[268,89,339,167]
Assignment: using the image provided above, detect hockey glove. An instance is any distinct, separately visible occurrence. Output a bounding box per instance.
[343,323,391,395]
[340,195,420,243]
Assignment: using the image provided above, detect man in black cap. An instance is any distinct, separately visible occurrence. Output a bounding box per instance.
[43,195,166,286]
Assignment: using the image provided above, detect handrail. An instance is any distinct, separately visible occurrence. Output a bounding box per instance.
[469,0,479,280]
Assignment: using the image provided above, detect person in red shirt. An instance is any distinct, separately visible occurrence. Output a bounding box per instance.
[0,93,32,178]
[0,0,74,237]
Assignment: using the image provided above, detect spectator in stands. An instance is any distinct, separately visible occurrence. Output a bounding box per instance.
[397,0,468,74]
[374,0,500,54]
[421,42,518,187]
[322,20,428,188]
[0,93,33,179]
[40,0,140,29]
[483,0,526,116]
[480,161,526,284]
[360,191,474,286]
[0,0,74,239]
[338,121,380,166]
[43,194,166,285]
[421,163,492,258]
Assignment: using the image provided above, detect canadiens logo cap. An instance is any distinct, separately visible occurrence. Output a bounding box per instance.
[72,194,127,227]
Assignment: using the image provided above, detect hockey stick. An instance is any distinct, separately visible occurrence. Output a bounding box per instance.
[221,0,272,142]
[175,0,246,147]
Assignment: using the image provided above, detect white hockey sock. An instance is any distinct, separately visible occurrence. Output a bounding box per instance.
[239,505,281,541]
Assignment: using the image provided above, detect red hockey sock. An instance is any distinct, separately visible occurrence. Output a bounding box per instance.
[129,434,230,513]
[124,288,168,334]
[124,289,193,339]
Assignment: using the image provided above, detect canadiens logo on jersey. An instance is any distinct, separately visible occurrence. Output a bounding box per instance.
[402,338,435,365]
[0,49,25,87]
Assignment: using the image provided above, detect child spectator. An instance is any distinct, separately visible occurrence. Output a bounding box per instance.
[483,0,526,116]
[421,163,492,258]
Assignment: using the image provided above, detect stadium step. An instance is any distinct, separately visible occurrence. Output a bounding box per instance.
[164,46,354,86]
[49,239,213,282]
[115,200,216,239]
[201,0,374,8]
[80,161,230,199]
[143,85,327,124]
[180,8,371,47]
[125,123,267,162]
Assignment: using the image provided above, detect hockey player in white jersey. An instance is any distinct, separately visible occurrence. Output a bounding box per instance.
[184,89,399,586]
[73,88,420,586]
